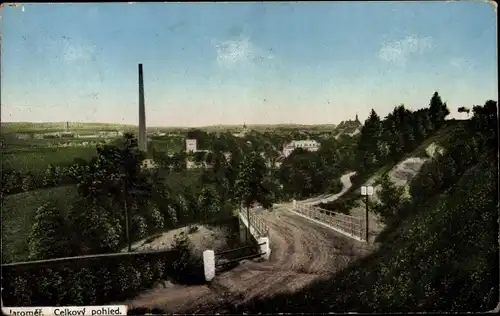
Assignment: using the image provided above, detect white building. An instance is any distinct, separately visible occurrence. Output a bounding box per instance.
[283,140,320,157]
[141,158,158,170]
[186,139,197,152]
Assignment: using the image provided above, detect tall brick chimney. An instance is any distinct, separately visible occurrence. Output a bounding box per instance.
[138,63,147,152]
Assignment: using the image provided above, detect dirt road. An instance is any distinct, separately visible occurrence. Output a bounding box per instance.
[301,171,356,205]
[125,204,373,313]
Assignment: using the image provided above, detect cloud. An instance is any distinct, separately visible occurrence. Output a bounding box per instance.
[213,37,274,68]
[378,35,433,66]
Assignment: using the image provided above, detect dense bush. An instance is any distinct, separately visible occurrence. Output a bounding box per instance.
[1,248,204,306]
[372,173,409,225]
[327,178,343,194]
[1,163,79,198]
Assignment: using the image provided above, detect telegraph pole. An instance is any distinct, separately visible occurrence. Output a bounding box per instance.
[365,193,369,241]
[361,185,373,242]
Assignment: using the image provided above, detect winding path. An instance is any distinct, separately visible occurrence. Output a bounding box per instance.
[299,171,356,205]
[125,204,372,313]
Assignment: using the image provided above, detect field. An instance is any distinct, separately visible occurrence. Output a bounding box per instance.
[1,185,79,263]
[149,137,184,154]
[1,122,137,134]
[2,147,98,173]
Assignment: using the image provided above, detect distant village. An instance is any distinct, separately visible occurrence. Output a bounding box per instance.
[10,120,366,170]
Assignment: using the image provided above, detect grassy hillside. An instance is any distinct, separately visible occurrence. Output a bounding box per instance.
[220,155,498,313]
[1,185,79,263]
[321,121,468,215]
[1,169,202,263]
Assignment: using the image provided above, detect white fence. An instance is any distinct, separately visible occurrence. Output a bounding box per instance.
[293,200,365,241]
[239,208,270,238]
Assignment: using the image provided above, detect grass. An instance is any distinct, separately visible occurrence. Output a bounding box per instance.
[1,185,79,263]
[149,138,183,154]
[2,147,98,173]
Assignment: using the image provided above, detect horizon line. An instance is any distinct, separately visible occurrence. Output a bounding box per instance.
[1,121,343,129]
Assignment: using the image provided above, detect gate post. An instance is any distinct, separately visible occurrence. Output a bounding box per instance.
[292,199,296,209]
[203,250,215,282]
[258,237,271,260]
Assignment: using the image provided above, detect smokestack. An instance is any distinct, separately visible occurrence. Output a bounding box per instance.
[138,63,147,152]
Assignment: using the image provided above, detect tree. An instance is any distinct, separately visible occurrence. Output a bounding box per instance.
[428,92,450,130]
[67,198,122,254]
[28,202,71,260]
[374,173,408,224]
[235,152,273,227]
[42,164,59,187]
[356,109,384,172]
[72,133,151,252]
[458,106,471,117]
[279,148,329,199]
[21,173,37,192]
[197,186,220,222]
[470,100,497,150]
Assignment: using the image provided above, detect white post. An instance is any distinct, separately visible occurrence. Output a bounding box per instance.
[203,250,215,282]
[292,199,296,209]
[258,237,270,260]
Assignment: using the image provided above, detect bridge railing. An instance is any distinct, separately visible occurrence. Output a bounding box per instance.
[294,201,365,241]
[203,210,271,282]
[239,208,270,237]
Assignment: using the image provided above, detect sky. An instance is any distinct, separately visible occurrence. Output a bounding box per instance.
[1,2,497,127]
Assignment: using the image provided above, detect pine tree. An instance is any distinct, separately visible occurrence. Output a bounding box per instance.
[374,173,408,224]
[356,109,384,171]
[428,92,450,130]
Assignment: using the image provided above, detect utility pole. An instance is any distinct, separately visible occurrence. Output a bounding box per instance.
[361,185,374,242]
[365,193,369,241]
[247,205,250,244]
[124,179,131,252]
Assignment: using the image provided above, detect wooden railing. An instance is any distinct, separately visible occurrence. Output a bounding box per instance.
[294,202,365,241]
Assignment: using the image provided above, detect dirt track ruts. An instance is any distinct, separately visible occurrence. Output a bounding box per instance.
[125,205,373,313]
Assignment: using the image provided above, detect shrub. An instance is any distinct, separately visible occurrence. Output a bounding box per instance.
[170,231,204,284]
[373,174,408,224]
[328,178,343,194]
[188,225,199,234]
[27,202,71,260]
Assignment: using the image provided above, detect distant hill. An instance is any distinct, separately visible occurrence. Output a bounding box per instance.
[0,122,184,134]
[1,122,338,134]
